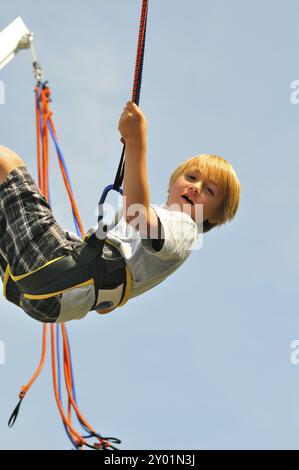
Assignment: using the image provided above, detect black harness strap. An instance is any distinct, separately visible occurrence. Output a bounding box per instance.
[14,234,105,297]
[6,234,127,311]
[6,276,21,308]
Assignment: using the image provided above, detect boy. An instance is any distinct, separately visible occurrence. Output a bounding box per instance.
[0,102,240,323]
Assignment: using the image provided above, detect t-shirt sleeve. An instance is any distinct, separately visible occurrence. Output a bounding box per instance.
[141,237,165,254]
[141,206,198,260]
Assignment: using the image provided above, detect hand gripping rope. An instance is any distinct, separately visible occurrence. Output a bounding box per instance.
[98,0,148,222]
[8,0,149,450]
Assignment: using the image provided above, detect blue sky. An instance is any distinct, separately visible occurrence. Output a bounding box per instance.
[0,0,299,450]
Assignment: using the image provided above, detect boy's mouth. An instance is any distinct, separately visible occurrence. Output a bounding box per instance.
[181,194,194,205]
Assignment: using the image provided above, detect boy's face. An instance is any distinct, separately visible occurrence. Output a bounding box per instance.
[167,167,224,224]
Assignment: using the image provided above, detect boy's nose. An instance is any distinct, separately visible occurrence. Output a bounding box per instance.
[190,182,203,194]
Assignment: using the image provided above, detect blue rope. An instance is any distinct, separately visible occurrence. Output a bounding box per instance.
[56,325,79,450]
[63,327,93,437]
[47,120,81,236]
[36,82,81,236]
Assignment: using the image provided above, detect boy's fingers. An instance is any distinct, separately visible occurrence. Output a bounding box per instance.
[126,101,139,111]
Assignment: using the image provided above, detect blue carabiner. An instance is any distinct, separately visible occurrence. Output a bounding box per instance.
[97,184,123,223]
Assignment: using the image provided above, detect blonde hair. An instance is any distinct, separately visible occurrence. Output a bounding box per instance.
[167,154,241,233]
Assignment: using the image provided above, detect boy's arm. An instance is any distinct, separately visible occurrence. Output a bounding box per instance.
[118,102,162,240]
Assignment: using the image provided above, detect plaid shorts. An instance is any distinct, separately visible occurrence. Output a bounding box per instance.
[0,166,84,323]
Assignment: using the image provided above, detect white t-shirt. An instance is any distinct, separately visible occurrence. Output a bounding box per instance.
[56,204,199,323]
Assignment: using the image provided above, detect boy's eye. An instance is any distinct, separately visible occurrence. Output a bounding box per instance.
[186,174,215,195]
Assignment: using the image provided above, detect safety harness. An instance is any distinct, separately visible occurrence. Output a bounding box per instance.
[3,232,132,314]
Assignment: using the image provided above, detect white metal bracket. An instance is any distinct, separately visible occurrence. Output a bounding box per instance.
[0,17,33,70]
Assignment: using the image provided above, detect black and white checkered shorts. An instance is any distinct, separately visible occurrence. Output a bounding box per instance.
[0,166,83,323]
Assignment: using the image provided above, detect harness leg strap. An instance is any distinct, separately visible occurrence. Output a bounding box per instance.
[5,276,21,307]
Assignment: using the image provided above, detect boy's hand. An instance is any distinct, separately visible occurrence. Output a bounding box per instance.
[118,101,147,145]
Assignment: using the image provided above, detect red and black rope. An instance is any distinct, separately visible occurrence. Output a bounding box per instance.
[113,0,149,191]
[132,0,148,106]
